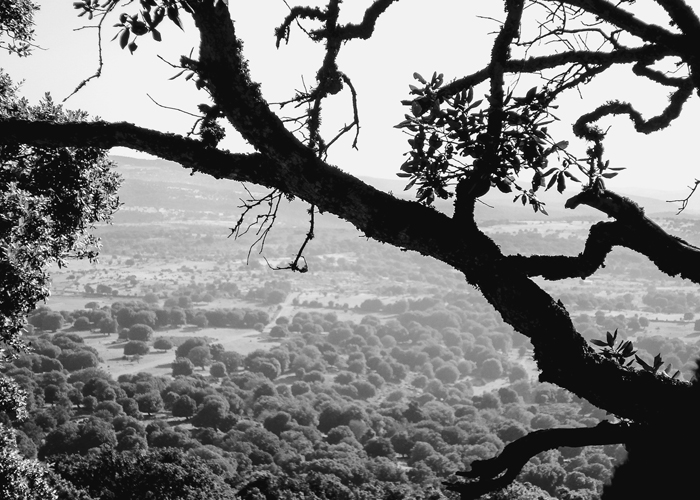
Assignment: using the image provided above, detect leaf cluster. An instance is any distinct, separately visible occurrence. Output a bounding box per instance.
[590,330,680,379]
[395,73,580,208]
[0,0,38,57]
[74,0,188,54]
[0,71,121,356]
[589,329,636,366]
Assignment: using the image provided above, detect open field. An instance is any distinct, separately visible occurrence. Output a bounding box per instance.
[51,324,280,380]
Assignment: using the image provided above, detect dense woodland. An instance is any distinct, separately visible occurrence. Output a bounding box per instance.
[1,299,615,499]
[5,0,700,498]
[4,225,700,499]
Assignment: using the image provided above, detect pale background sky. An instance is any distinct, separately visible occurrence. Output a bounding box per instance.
[3,1,699,201]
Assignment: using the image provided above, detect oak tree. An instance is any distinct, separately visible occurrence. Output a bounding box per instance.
[3,0,700,498]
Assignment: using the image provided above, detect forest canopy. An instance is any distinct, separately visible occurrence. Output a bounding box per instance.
[2,1,700,499]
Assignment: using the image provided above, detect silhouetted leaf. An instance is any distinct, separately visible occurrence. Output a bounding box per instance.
[119,28,130,49]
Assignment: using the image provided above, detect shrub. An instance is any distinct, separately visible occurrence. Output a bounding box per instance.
[248,357,281,380]
[192,314,208,328]
[99,317,118,335]
[531,413,558,430]
[128,324,154,342]
[353,380,377,399]
[480,358,503,380]
[73,316,92,331]
[334,372,355,384]
[290,381,310,396]
[187,346,212,369]
[359,298,384,312]
[302,371,324,383]
[153,338,173,352]
[172,395,197,418]
[143,293,159,304]
[386,390,405,402]
[172,357,195,377]
[209,362,227,378]
[124,341,150,356]
[269,325,288,338]
[136,392,163,416]
[220,351,244,373]
[364,437,394,458]
[61,351,99,371]
[175,338,208,358]
[435,364,460,384]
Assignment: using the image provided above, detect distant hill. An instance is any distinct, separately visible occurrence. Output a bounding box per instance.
[109,155,699,223]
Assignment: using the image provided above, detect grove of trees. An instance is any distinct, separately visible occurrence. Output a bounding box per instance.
[3,1,700,499]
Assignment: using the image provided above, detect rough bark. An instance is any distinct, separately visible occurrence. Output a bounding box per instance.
[3,0,700,496]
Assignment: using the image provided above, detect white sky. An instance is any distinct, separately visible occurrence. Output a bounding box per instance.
[2,1,700,199]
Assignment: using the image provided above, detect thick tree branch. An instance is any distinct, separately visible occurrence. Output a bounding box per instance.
[0,117,469,269]
[573,80,694,139]
[275,6,326,48]
[507,188,700,282]
[0,117,693,434]
[438,43,675,100]
[558,0,684,49]
[448,422,637,499]
[650,0,700,37]
[486,0,525,153]
[3,0,697,438]
[325,0,399,40]
[454,0,524,219]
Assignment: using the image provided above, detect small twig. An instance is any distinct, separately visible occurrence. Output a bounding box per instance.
[146,94,201,118]
[227,187,284,264]
[64,2,117,102]
[321,72,360,154]
[282,0,314,40]
[157,54,181,69]
[669,179,700,215]
[271,204,315,273]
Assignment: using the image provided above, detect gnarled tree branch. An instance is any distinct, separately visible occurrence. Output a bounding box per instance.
[507,188,700,282]
[2,0,697,434]
[448,421,637,499]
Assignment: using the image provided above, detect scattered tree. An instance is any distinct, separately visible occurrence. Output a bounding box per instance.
[135,392,163,417]
[187,346,212,370]
[73,316,91,331]
[127,324,154,342]
[143,293,159,305]
[5,1,700,498]
[123,341,149,356]
[98,317,118,335]
[171,395,197,419]
[153,338,173,352]
[209,362,226,378]
[171,357,195,377]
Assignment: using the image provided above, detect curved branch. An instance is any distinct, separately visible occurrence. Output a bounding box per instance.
[438,43,675,99]
[274,6,326,48]
[0,118,693,427]
[573,80,694,139]
[559,0,684,49]
[486,0,525,151]
[448,421,637,499]
[508,188,700,282]
[0,117,460,262]
[2,0,697,434]
[632,61,688,87]
[329,0,400,40]
[649,0,700,37]
[454,0,524,218]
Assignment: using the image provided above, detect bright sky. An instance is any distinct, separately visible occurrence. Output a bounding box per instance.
[3,1,699,200]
